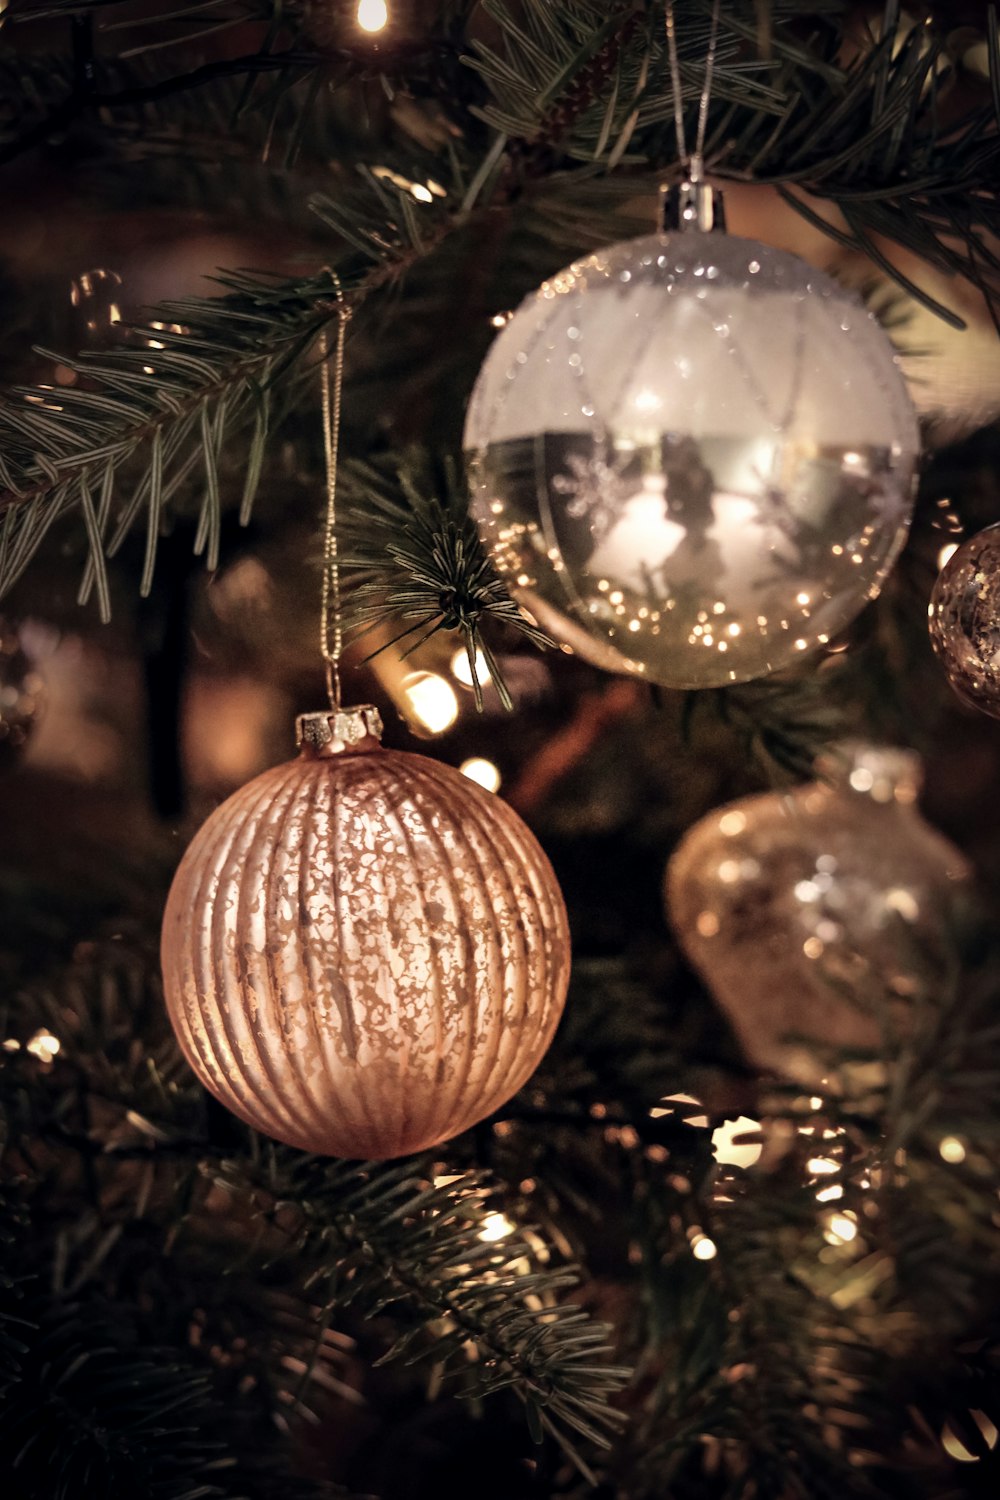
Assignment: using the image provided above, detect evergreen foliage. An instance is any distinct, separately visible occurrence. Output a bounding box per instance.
[2,2,1000,1496]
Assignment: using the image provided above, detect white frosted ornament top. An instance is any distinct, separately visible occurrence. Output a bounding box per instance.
[465,231,920,689]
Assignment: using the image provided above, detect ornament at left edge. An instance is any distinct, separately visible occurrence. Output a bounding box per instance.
[161,704,571,1159]
[0,619,44,771]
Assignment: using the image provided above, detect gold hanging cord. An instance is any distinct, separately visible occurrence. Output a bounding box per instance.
[318,273,351,709]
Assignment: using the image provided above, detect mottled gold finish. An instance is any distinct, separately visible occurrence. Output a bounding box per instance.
[161,729,570,1158]
[666,744,969,1083]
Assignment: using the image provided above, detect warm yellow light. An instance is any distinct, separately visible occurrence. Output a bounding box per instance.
[479,1211,516,1243]
[451,647,491,689]
[711,1116,762,1170]
[356,0,388,31]
[823,1211,858,1246]
[937,543,958,571]
[807,1156,839,1176]
[692,1234,718,1261]
[26,1030,60,1063]
[939,1135,966,1164]
[460,757,501,793]
[653,1094,709,1127]
[401,672,459,735]
[941,1413,998,1464]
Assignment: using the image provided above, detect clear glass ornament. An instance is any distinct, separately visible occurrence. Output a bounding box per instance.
[665,744,969,1082]
[466,231,919,689]
[928,523,1000,719]
[161,707,570,1159]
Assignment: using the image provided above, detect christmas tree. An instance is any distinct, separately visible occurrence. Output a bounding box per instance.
[3,2,1000,1495]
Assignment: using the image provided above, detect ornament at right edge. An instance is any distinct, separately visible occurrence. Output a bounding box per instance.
[929,524,1000,719]
[465,227,920,690]
[665,744,969,1083]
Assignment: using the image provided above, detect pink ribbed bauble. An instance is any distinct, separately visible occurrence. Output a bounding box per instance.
[161,706,570,1159]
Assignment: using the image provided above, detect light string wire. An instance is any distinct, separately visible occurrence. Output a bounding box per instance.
[319,273,351,710]
[665,0,723,180]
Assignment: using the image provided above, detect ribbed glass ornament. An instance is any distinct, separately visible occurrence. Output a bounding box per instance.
[161,708,570,1159]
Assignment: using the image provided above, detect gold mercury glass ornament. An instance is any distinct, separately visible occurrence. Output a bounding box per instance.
[161,279,571,1159]
[464,172,920,690]
[161,705,570,1158]
[665,744,970,1083]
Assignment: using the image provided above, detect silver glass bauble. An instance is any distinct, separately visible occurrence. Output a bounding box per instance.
[465,231,920,689]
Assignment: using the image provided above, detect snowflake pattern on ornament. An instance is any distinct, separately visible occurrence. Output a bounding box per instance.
[551,450,636,544]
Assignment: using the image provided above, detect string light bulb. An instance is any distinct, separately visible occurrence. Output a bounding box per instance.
[26,1029,60,1063]
[451,647,491,689]
[711,1115,762,1169]
[356,0,388,31]
[479,1211,516,1243]
[460,757,501,793]
[400,671,459,735]
[823,1211,858,1246]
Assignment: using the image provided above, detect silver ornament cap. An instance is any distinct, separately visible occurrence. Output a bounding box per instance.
[295,704,384,757]
[658,177,727,234]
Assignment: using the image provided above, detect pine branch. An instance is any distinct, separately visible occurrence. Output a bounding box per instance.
[0,1295,235,1500]
[0,279,349,611]
[214,1154,630,1476]
[466,1,1000,321]
[339,456,551,710]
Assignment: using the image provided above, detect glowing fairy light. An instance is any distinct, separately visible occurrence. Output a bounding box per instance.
[356,0,388,32]
[939,1136,966,1164]
[711,1116,762,1170]
[942,1411,998,1463]
[823,1211,858,1246]
[937,543,958,570]
[807,1156,839,1176]
[401,672,459,735]
[691,1233,718,1261]
[26,1029,60,1063]
[460,758,501,793]
[479,1211,516,1243]
[451,647,491,689]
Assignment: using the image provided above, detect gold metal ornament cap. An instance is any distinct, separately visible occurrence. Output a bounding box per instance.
[295,704,384,757]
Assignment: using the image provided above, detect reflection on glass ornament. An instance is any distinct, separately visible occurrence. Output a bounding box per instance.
[0,619,44,771]
[161,706,570,1159]
[70,268,125,346]
[928,523,1000,719]
[465,215,919,689]
[665,744,969,1082]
